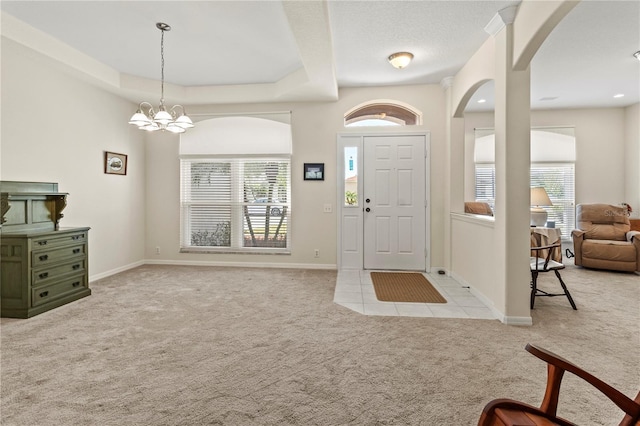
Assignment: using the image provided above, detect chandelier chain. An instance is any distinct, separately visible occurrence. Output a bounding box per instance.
[160,29,165,105]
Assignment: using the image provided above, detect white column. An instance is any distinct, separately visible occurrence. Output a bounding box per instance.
[492,10,532,322]
[441,76,466,274]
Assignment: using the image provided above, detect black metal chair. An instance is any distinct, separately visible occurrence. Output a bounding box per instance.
[530,243,577,310]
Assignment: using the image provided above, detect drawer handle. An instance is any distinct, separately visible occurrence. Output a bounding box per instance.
[39,291,49,298]
[39,255,49,261]
[72,248,81,254]
[38,241,48,246]
[72,264,81,270]
[72,281,81,287]
[71,235,82,240]
[39,272,49,279]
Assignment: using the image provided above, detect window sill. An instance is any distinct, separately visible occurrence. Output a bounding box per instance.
[450,212,495,228]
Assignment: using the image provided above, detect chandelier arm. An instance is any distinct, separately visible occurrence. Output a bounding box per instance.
[169,105,186,116]
[137,102,155,119]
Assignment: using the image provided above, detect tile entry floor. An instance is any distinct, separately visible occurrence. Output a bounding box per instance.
[334,270,496,320]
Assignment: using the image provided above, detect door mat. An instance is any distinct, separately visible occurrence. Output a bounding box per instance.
[371,272,447,303]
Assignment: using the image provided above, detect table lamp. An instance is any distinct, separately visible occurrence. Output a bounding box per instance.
[531,187,552,227]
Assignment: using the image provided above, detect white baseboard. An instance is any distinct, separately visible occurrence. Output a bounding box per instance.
[89,259,336,283]
[89,260,145,283]
[430,266,448,275]
[449,271,470,287]
[449,271,532,326]
[502,316,534,326]
[144,259,337,270]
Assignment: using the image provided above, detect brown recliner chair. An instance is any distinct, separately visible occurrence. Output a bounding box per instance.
[572,204,640,272]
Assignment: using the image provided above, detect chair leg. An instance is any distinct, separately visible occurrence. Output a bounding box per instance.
[530,272,538,309]
[554,270,577,310]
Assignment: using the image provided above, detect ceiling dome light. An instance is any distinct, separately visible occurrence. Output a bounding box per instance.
[634,51,640,61]
[388,52,414,69]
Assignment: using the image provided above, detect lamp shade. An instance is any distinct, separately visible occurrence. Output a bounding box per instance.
[174,114,194,129]
[142,122,160,132]
[530,187,552,227]
[153,109,173,125]
[166,123,186,133]
[530,187,552,207]
[129,111,152,127]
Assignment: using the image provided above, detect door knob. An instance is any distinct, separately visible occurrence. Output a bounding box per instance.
[365,198,371,203]
[365,208,371,212]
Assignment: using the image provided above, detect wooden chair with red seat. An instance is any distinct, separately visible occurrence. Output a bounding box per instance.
[478,343,640,426]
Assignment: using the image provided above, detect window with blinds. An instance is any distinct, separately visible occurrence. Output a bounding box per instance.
[180,157,290,252]
[531,163,575,239]
[474,163,575,239]
[473,127,576,239]
[474,164,496,207]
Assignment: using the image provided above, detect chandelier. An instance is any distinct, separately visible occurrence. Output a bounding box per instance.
[129,23,194,133]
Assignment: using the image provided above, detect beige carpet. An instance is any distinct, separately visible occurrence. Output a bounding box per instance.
[1,265,638,425]
[371,272,447,303]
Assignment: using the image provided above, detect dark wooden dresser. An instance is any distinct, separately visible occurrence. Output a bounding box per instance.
[1,181,90,318]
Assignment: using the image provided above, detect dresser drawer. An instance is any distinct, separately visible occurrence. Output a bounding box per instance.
[32,259,86,286]
[31,274,87,307]
[31,244,86,267]
[32,231,88,250]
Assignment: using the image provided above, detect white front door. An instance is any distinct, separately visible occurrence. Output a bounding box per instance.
[363,135,426,270]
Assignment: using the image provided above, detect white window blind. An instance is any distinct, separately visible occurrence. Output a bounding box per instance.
[474,163,575,239]
[179,115,292,253]
[180,157,290,252]
[474,164,496,208]
[531,163,575,240]
[473,127,576,239]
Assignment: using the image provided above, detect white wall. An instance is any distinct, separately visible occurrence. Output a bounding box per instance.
[1,34,449,274]
[2,29,632,283]
[624,103,640,218]
[450,214,501,313]
[463,107,630,207]
[1,38,146,279]
[144,85,447,269]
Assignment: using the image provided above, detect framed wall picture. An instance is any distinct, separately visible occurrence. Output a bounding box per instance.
[304,163,324,181]
[104,151,128,175]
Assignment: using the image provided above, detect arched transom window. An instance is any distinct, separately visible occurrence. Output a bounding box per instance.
[344,101,421,127]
